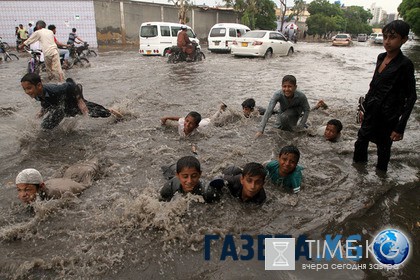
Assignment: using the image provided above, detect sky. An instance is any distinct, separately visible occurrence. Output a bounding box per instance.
[137,0,402,14]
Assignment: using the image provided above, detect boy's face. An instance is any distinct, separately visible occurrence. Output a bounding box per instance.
[176,167,201,193]
[21,81,43,99]
[240,174,264,200]
[16,183,38,204]
[282,81,297,99]
[383,31,407,54]
[324,124,340,142]
[183,115,199,135]
[242,107,254,117]
[278,153,298,177]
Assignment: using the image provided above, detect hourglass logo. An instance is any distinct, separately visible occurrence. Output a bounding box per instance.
[265,238,295,270]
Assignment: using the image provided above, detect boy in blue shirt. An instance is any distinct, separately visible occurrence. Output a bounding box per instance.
[265,145,303,194]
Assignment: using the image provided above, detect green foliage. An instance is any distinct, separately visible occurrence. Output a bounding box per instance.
[306,0,373,36]
[398,0,420,35]
[255,0,277,30]
[225,0,277,30]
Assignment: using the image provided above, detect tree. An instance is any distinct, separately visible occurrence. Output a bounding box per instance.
[225,0,277,30]
[398,0,420,35]
[168,0,192,24]
[342,6,373,34]
[291,0,307,23]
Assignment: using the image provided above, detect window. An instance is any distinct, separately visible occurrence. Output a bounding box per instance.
[140,25,158,37]
[160,26,170,37]
[229,28,236,37]
[210,28,226,37]
[171,26,181,36]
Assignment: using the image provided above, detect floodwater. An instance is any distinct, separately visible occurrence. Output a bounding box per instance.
[0,40,418,279]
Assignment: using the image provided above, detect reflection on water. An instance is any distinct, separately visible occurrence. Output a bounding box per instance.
[0,40,418,279]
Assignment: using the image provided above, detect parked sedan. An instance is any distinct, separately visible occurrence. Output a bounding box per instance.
[231,30,294,58]
[332,34,352,46]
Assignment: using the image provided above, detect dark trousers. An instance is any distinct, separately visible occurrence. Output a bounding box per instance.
[353,129,393,171]
[41,101,111,129]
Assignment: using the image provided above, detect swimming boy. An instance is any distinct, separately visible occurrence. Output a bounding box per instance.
[223,162,267,204]
[160,156,222,203]
[256,75,310,137]
[161,111,209,137]
[20,73,121,129]
[265,145,303,194]
[353,20,417,172]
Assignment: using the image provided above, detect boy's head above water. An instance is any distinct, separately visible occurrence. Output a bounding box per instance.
[15,168,45,204]
[21,73,43,99]
[240,162,266,199]
[184,111,201,135]
[278,145,300,177]
[176,156,202,193]
[324,119,343,142]
[282,75,297,99]
[241,98,255,117]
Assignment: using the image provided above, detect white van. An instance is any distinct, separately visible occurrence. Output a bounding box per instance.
[208,23,250,52]
[139,22,200,56]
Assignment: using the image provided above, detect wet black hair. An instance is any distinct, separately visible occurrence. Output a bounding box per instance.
[241,98,256,109]
[282,75,297,85]
[327,119,343,133]
[242,162,266,180]
[21,73,42,85]
[176,156,201,173]
[279,145,300,162]
[382,20,410,38]
[72,28,77,32]
[186,111,202,126]
[48,24,56,31]
[36,20,46,29]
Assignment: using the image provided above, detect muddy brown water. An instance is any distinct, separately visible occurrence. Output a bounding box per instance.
[0,41,418,279]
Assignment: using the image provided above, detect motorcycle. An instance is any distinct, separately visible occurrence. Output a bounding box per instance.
[167,42,205,63]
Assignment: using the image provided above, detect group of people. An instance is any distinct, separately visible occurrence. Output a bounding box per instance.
[17,20,85,81]
[15,20,417,207]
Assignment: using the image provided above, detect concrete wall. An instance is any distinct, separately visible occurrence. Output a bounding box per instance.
[94,0,239,46]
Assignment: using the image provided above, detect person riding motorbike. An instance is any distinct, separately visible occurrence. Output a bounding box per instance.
[177,25,194,61]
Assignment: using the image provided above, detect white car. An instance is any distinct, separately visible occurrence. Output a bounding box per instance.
[374,33,383,44]
[231,30,294,58]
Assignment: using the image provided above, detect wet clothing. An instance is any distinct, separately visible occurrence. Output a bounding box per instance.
[36,79,111,129]
[258,90,310,132]
[223,172,266,204]
[177,30,193,55]
[178,117,210,137]
[160,177,221,203]
[265,160,303,194]
[353,51,417,171]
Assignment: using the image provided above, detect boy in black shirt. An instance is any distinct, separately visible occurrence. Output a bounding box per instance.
[353,20,417,172]
[21,73,121,129]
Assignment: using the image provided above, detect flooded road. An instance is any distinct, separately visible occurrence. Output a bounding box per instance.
[0,40,419,279]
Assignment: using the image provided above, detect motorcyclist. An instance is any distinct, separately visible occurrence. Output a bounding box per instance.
[177,25,194,61]
[48,25,70,69]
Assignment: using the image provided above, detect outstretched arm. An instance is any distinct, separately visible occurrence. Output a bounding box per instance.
[77,98,89,116]
[161,116,180,125]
